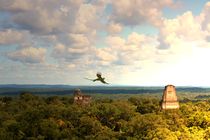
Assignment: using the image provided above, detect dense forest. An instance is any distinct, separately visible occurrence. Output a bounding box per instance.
[0,93,209,140]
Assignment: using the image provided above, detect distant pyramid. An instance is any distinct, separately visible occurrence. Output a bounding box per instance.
[73,89,91,105]
[161,85,179,110]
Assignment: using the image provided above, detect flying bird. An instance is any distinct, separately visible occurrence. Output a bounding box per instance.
[85,72,109,84]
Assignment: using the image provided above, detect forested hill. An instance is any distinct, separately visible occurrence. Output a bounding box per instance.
[0,93,209,139]
[0,85,210,96]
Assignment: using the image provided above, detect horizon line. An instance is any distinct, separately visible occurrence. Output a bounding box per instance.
[0,84,210,88]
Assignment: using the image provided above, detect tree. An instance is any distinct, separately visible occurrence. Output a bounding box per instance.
[136,98,160,114]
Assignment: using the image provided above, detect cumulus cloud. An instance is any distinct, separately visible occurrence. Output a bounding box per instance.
[107,22,123,34]
[51,42,95,65]
[200,2,210,32]
[106,36,125,47]
[0,0,107,64]
[7,47,46,63]
[68,33,90,47]
[51,32,158,69]
[127,32,149,46]
[0,0,34,12]
[0,0,109,71]
[199,2,210,42]
[0,0,86,34]
[0,29,26,45]
[72,3,99,33]
[2,0,210,85]
[110,0,174,27]
[158,11,207,49]
[100,33,157,65]
[95,47,118,65]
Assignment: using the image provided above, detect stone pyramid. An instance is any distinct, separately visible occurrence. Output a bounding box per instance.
[161,85,179,110]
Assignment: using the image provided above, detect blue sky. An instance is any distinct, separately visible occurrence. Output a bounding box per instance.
[1,0,210,86]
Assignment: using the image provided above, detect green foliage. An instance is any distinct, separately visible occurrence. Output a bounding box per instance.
[137,99,160,114]
[0,93,209,139]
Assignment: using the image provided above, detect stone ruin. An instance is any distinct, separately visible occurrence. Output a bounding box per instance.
[161,85,179,110]
[73,89,91,105]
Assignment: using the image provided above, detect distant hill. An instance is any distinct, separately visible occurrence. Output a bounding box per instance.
[0,84,210,96]
[0,84,74,89]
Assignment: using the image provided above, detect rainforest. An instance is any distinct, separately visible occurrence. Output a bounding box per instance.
[0,92,209,140]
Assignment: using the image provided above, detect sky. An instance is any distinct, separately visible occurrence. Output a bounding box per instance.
[1,0,210,86]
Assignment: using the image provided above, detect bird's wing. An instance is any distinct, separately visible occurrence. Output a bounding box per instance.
[101,79,109,84]
[93,78,99,82]
[103,81,109,84]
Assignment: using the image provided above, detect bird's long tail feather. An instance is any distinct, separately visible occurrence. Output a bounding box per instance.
[84,78,94,81]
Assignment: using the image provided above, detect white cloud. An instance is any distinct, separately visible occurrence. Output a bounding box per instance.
[51,42,95,66]
[51,32,158,70]
[54,43,65,52]
[95,47,118,62]
[0,29,26,45]
[199,2,210,42]
[127,32,149,46]
[0,0,84,34]
[0,0,32,12]
[106,36,125,47]
[67,64,76,69]
[200,2,210,32]
[103,33,157,65]
[7,47,46,63]
[110,0,174,27]
[158,11,208,49]
[0,0,106,69]
[68,33,90,47]
[2,0,210,85]
[107,22,123,34]
[72,3,99,34]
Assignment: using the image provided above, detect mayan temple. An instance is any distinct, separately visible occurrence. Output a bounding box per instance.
[73,89,91,105]
[161,85,179,110]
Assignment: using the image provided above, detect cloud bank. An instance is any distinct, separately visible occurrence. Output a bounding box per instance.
[1,0,210,85]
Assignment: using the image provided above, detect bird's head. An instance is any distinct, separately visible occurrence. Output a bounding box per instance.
[96,72,102,77]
